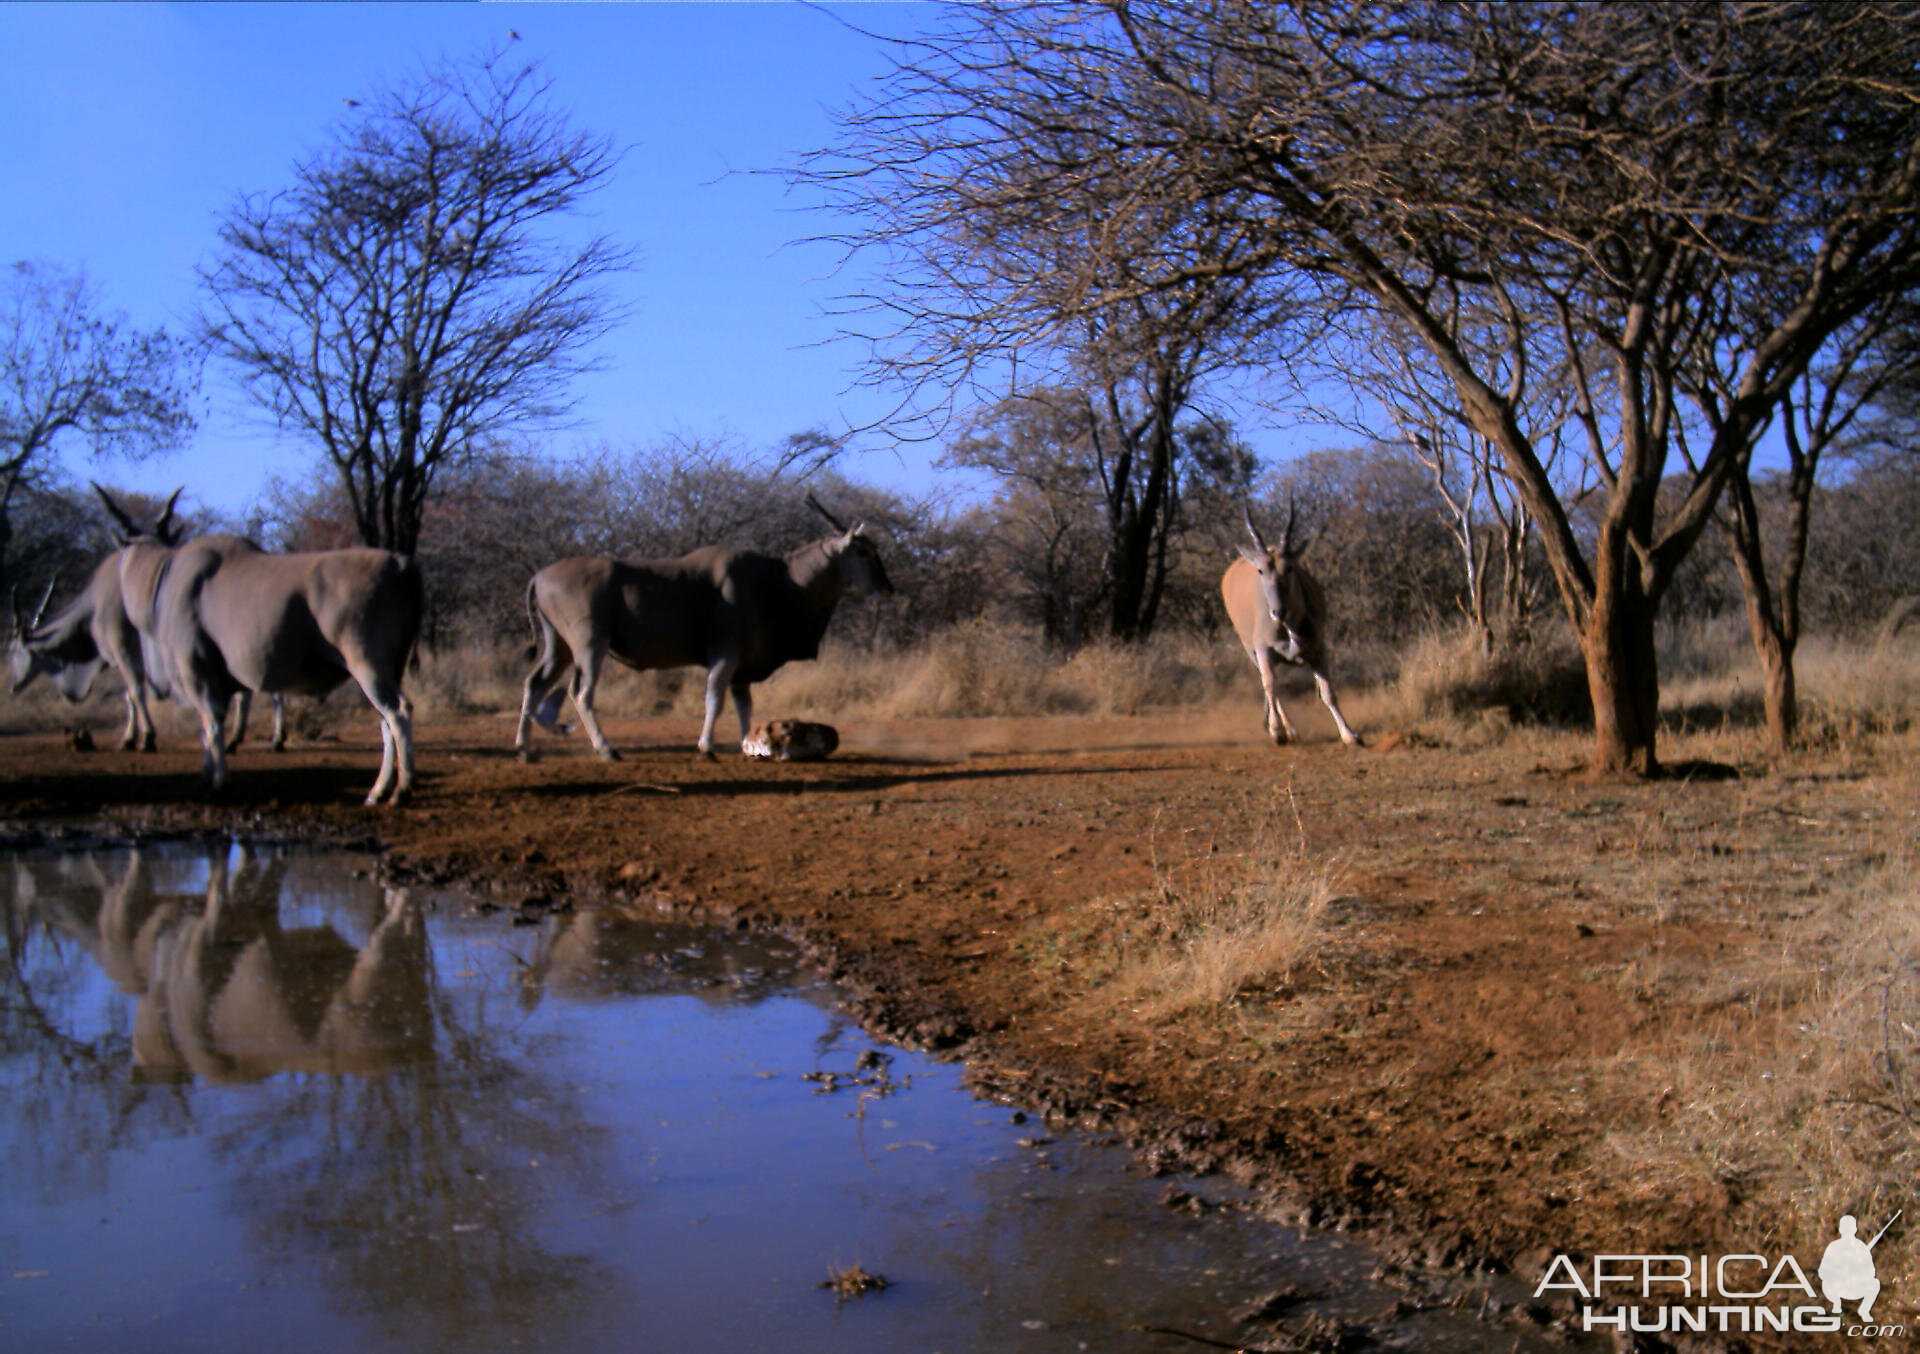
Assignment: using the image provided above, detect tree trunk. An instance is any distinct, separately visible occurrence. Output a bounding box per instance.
[1759,632,1798,752]
[1724,465,1805,756]
[1733,555,1800,754]
[1581,581,1661,776]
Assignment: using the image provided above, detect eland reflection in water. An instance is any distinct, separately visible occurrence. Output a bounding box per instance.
[15,846,432,1082]
[134,854,430,1082]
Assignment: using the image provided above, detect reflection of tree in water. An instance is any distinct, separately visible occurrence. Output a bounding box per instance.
[4,843,625,1349]
[211,1051,614,1347]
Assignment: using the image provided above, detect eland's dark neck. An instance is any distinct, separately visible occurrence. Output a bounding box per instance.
[783,536,852,657]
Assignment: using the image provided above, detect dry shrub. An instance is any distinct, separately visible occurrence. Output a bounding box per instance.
[409,642,526,718]
[816,623,1067,717]
[0,680,112,736]
[1047,632,1246,715]
[1032,804,1342,1021]
[1653,625,1920,746]
[1392,625,1590,730]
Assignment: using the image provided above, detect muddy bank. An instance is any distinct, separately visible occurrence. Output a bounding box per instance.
[1,712,1911,1346]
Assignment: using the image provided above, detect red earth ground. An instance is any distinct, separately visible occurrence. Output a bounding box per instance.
[2,704,1913,1339]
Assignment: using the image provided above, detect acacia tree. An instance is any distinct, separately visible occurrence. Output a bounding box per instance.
[0,261,193,587]
[809,1,1920,774]
[200,49,627,555]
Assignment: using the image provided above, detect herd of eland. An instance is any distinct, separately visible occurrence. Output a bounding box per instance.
[8,486,1360,805]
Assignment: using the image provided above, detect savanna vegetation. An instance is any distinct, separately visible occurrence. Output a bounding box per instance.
[5,5,1920,1331]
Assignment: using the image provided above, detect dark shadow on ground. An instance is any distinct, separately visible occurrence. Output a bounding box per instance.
[0,763,421,813]
[513,761,1179,800]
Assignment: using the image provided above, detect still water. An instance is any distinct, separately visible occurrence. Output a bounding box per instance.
[2,841,1565,1353]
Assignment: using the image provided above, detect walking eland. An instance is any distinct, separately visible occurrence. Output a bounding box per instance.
[516,493,893,760]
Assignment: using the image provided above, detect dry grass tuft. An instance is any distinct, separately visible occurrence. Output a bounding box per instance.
[757,623,1250,720]
[1030,799,1343,1021]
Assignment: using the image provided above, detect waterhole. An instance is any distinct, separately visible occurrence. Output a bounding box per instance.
[1,840,1579,1352]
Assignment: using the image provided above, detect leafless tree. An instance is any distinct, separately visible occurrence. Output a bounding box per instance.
[199,49,628,555]
[806,1,1920,774]
[947,392,1114,643]
[1357,314,1586,652]
[1699,298,1920,751]
[0,262,193,587]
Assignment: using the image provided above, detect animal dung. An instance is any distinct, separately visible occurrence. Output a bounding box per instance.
[742,720,839,762]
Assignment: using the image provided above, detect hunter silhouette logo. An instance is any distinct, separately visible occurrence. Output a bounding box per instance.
[1821,1212,1898,1323]
[1535,1210,1906,1338]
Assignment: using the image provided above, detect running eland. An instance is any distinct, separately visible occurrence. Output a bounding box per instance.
[1221,503,1361,747]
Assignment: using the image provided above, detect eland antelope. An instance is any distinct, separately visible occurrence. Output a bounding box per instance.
[1222,503,1361,747]
[516,494,893,760]
[144,534,423,804]
[8,487,284,752]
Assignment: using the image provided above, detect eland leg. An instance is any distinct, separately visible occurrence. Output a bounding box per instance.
[190,692,230,794]
[1312,668,1362,746]
[370,719,398,805]
[349,667,413,806]
[697,657,739,758]
[1253,648,1294,745]
[270,695,286,751]
[515,623,574,750]
[227,691,252,753]
[119,688,141,751]
[129,675,158,752]
[569,643,619,761]
[731,680,755,753]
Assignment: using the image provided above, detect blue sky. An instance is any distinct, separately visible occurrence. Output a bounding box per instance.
[2,2,1008,517]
